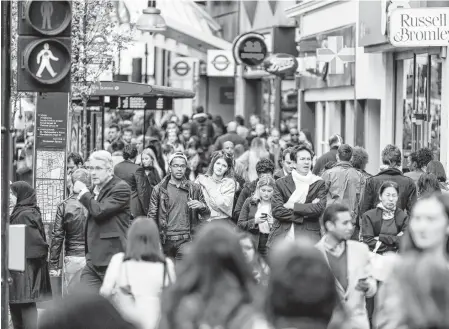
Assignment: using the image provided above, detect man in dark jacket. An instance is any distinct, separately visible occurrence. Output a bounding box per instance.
[190,106,215,148]
[312,134,343,176]
[74,150,131,291]
[214,121,248,151]
[274,147,295,180]
[360,144,417,216]
[268,145,328,247]
[50,168,90,293]
[148,152,210,261]
[233,158,275,222]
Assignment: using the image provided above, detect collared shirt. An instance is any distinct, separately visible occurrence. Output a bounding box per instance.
[78,176,113,201]
[166,180,190,235]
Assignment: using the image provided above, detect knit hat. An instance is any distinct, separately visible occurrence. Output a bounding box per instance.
[169,152,188,165]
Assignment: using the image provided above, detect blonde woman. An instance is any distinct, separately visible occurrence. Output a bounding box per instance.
[237,137,271,182]
[237,175,276,257]
[195,151,237,222]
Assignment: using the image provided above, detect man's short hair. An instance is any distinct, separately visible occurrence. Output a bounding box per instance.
[328,134,343,147]
[282,147,294,161]
[351,146,369,170]
[71,168,91,186]
[256,158,275,176]
[321,203,350,231]
[109,123,120,132]
[290,145,315,163]
[89,150,113,170]
[416,147,434,169]
[123,144,138,161]
[409,151,418,165]
[382,144,402,167]
[111,140,125,153]
[337,144,353,162]
[196,106,205,114]
[123,127,133,134]
[67,152,84,166]
[235,115,245,126]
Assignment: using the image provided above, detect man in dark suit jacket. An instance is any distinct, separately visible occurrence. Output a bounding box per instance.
[74,150,131,291]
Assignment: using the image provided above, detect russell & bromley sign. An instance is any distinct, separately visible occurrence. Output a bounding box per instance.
[390,8,449,47]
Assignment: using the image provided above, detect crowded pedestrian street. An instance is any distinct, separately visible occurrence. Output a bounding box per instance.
[2,1,449,329]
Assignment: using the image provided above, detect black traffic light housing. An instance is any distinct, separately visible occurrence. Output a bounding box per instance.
[17,1,72,92]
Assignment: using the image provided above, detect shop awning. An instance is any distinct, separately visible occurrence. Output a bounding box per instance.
[116,0,232,51]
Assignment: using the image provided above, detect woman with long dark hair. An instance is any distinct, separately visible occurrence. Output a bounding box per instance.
[426,160,449,192]
[195,151,237,221]
[376,193,449,329]
[9,182,52,329]
[159,221,269,329]
[100,217,175,329]
[417,173,442,198]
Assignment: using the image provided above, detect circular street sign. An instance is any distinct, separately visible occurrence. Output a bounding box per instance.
[233,32,268,67]
[24,39,71,84]
[173,61,190,77]
[212,54,231,71]
[26,1,72,36]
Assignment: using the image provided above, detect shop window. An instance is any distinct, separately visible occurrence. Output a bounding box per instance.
[398,54,442,162]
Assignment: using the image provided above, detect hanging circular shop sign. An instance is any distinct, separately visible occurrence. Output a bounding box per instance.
[173,61,190,77]
[212,54,231,71]
[263,53,298,76]
[232,32,268,67]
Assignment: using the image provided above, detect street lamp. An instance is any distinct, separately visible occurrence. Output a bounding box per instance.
[137,1,166,84]
[136,1,166,33]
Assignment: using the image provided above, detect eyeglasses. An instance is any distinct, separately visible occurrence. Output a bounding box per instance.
[87,166,108,172]
[171,164,187,169]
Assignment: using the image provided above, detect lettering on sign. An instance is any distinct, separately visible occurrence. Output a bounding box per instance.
[108,96,172,110]
[263,54,298,76]
[233,32,268,67]
[390,8,449,46]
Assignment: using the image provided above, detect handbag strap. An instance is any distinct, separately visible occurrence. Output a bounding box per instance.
[373,240,382,254]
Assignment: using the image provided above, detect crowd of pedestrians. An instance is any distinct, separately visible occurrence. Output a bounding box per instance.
[7,108,449,329]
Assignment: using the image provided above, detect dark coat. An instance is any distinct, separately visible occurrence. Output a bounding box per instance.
[233,180,258,222]
[79,176,131,267]
[147,176,211,236]
[274,169,286,180]
[312,147,338,176]
[214,132,248,150]
[9,181,52,304]
[360,168,417,215]
[361,208,408,254]
[114,160,151,217]
[268,174,327,247]
[237,198,272,246]
[49,194,87,270]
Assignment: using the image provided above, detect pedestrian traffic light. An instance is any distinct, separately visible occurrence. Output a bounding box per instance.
[17,1,72,92]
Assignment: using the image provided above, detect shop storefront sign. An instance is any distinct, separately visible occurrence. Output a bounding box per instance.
[219,87,234,104]
[207,50,235,77]
[316,36,355,75]
[233,32,268,67]
[108,96,173,110]
[297,25,355,89]
[390,8,449,47]
[263,53,298,76]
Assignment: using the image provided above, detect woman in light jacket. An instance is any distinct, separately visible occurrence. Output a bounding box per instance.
[375,193,449,329]
[195,151,237,222]
[237,175,276,257]
[100,217,175,329]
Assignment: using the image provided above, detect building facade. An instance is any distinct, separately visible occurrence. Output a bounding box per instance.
[358,0,449,171]
[286,0,385,174]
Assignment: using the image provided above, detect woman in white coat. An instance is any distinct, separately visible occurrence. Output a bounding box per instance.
[100,217,175,329]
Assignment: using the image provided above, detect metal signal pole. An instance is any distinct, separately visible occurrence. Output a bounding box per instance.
[1,1,12,327]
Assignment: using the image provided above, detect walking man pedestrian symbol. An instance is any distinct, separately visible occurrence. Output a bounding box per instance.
[36,43,59,78]
[41,1,54,30]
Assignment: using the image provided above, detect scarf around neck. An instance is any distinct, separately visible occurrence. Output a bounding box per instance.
[377,202,395,220]
[288,170,321,204]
